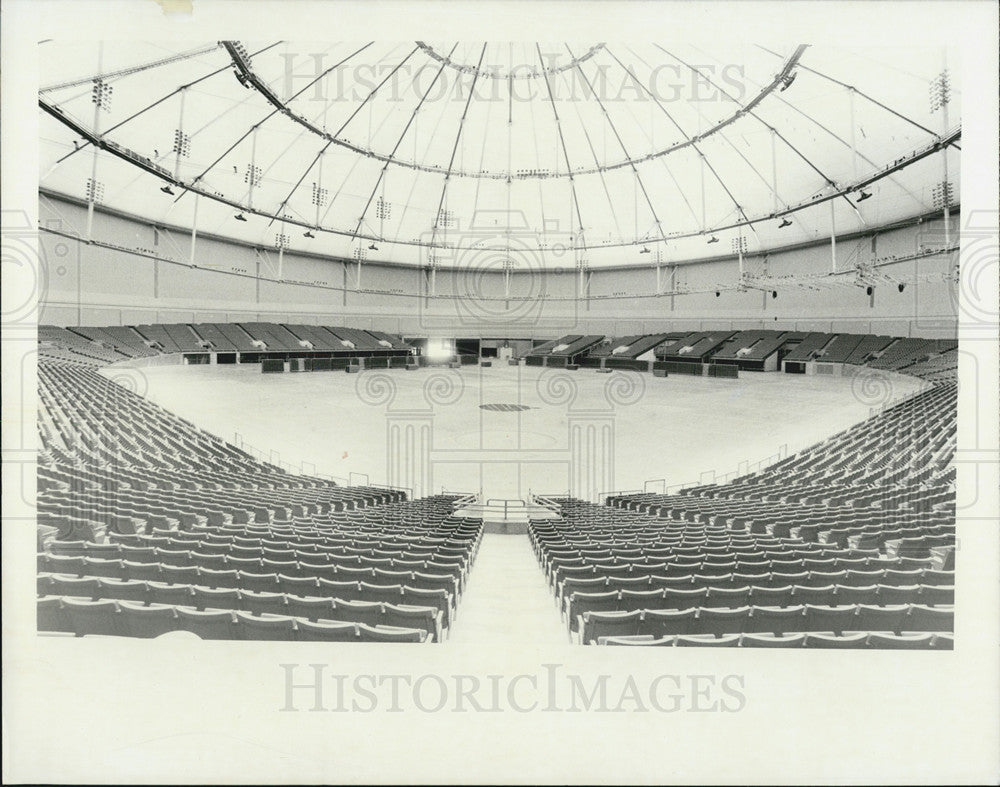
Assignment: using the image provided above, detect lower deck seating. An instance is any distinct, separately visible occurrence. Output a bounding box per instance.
[38,596,433,642]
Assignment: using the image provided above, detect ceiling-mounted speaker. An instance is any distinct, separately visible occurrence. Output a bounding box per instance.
[866,286,874,296]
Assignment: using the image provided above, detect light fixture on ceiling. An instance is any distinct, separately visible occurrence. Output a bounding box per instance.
[715,291,720,297]
[772,290,778,299]
[778,217,792,228]
[640,246,651,254]
[160,185,175,196]
[856,190,872,203]
[234,213,247,222]
[898,282,906,293]
[303,230,315,238]
[779,71,797,92]
[866,285,874,296]
[368,242,378,251]
[707,235,719,244]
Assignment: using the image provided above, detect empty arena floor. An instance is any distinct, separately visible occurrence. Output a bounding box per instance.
[104,362,926,501]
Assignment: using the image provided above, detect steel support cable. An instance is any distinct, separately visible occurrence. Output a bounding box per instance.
[610,45,757,233]
[242,43,795,180]
[40,43,225,93]
[49,42,284,168]
[172,42,373,206]
[656,44,858,218]
[349,45,457,240]
[535,44,585,243]
[715,52,928,214]
[268,46,421,228]
[40,97,956,252]
[428,44,487,252]
[566,45,668,244]
[564,81,626,245]
[756,45,942,139]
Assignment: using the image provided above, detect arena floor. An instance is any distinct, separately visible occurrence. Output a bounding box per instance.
[103,362,926,503]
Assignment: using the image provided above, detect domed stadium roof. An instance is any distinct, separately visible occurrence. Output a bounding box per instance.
[39,41,960,269]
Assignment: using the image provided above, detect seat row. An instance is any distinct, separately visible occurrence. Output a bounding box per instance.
[36,561,458,608]
[546,557,943,586]
[36,559,460,601]
[596,632,955,648]
[112,535,478,558]
[552,567,954,595]
[576,603,954,643]
[562,582,953,622]
[40,550,467,592]
[38,597,430,642]
[51,539,469,562]
[37,577,443,640]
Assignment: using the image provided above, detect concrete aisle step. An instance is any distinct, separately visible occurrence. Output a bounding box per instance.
[447,533,569,645]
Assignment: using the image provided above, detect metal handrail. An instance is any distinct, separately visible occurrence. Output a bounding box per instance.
[369,482,413,499]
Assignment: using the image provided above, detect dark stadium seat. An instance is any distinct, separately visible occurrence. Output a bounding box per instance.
[357,624,427,644]
[676,634,742,647]
[296,619,359,642]
[61,597,123,637]
[235,611,297,641]
[37,596,70,633]
[119,601,178,638]
[802,632,869,649]
[904,605,954,632]
[865,632,936,649]
[579,610,643,643]
[174,607,237,640]
[740,633,806,648]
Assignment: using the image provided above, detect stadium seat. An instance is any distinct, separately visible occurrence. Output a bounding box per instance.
[119,601,178,638]
[802,632,868,649]
[37,596,70,632]
[174,608,236,640]
[865,632,936,649]
[904,605,954,632]
[675,634,741,647]
[740,633,806,648]
[235,611,297,641]
[61,597,123,637]
[191,586,241,612]
[296,619,360,642]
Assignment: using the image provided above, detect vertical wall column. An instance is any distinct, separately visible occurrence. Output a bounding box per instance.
[568,412,616,502]
[386,411,433,499]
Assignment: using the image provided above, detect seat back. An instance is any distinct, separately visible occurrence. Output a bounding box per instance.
[296,619,359,642]
[174,607,237,640]
[689,606,751,637]
[333,600,385,627]
[235,611,297,641]
[638,608,697,638]
[747,605,806,635]
[802,632,868,649]
[356,624,426,643]
[37,596,70,632]
[904,604,954,632]
[579,610,643,643]
[98,578,149,603]
[676,633,742,647]
[49,575,102,600]
[119,601,178,638]
[190,585,241,612]
[740,633,807,648]
[240,590,289,617]
[61,597,123,637]
[865,632,935,649]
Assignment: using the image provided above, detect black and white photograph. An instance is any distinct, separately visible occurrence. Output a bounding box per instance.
[3,1,998,783]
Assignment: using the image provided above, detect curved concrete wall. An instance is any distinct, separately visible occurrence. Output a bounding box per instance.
[38,194,958,338]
